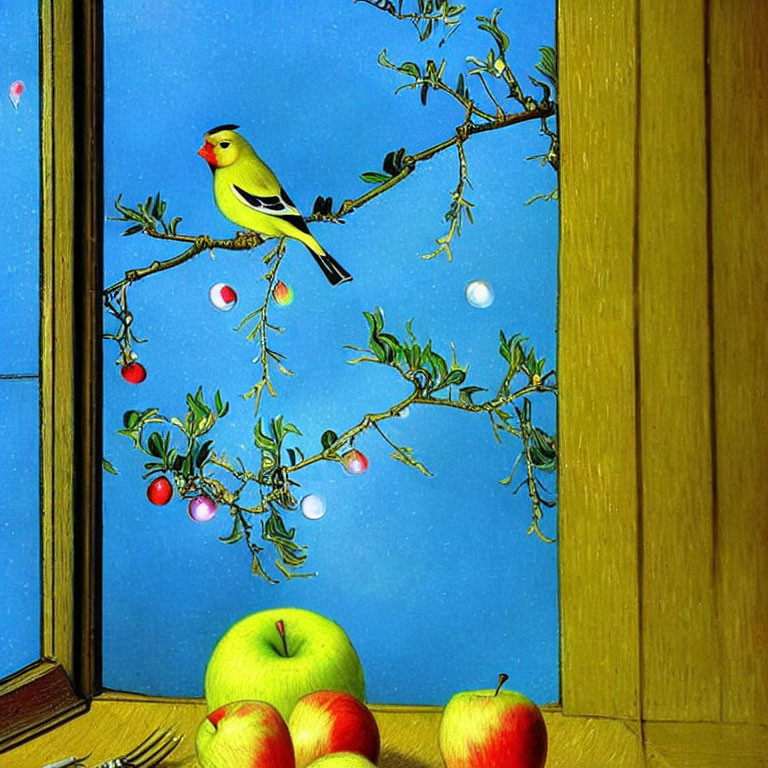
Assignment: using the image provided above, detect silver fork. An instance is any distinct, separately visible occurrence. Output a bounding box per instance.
[42,727,183,768]
[91,727,183,768]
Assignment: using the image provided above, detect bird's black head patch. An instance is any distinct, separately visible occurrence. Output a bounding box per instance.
[205,123,240,136]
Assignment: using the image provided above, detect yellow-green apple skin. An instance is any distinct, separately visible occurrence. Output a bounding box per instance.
[305,753,378,768]
[289,690,381,768]
[204,607,366,722]
[195,699,295,768]
[439,688,547,768]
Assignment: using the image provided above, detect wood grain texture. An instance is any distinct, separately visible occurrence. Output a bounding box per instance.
[0,662,86,753]
[39,0,76,675]
[636,0,719,720]
[709,0,768,725]
[644,722,768,768]
[558,0,641,718]
[0,698,647,768]
[71,0,104,699]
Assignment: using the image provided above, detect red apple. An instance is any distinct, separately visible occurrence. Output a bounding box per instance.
[120,361,147,384]
[438,674,547,768]
[195,700,295,768]
[146,476,173,505]
[289,690,380,768]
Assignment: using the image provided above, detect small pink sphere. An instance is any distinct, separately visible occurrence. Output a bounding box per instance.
[8,80,24,109]
[342,449,369,475]
[188,495,217,522]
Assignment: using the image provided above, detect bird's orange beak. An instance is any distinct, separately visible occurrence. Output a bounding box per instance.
[197,141,217,166]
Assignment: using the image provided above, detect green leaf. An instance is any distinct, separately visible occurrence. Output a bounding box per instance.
[383,151,398,176]
[535,46,557,86]
[360,171,391,184]
[147,432,165,458]
[477,9,509,52]
[121,224,143,237]
[254,418,278,454]
[151,193,163,219]
[459,385,487,404]
[219,517,244,545]
[186,390,209,423]
[456,72,467,98]
[168,216,183,234]
[399,61,421,78]
[282,421,302,437]
[390,446,434,477]
[251,554,278,584]
[195,439,214,468]
[181,451,193,477]
[442,368,467,388]
[102,457,119,475]
[321,429,338,450]
[123,410,140,429]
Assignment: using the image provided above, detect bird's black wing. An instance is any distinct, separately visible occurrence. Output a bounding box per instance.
[231,184,311,235]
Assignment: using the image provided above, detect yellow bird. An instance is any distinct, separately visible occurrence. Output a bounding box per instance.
[197,124,352,285]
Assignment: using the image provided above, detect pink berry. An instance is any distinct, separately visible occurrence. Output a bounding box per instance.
[188,495,217,522]
[121,362,147,384]
[342,449,369,475]
[8,80,24,109]
[147,476,173,505]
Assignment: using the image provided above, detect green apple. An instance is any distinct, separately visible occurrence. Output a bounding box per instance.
[204,607,366,722]
[305,753,378,768]
[195,699,295,768]
[439,674,548,768]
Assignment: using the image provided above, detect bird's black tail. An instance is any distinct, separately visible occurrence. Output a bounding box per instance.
[307,246,352,286]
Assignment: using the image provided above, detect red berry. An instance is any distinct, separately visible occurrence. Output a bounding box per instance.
[147,476,173,505]
[220,285,237,303]
[121,362,147,384]
[272,281,294,306]
[342,449,369,475]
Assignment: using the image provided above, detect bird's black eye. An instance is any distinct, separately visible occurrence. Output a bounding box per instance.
[220,141,230,149]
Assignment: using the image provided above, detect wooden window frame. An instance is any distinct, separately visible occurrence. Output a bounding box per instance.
[2,0,766,765]
[0,0,101,751]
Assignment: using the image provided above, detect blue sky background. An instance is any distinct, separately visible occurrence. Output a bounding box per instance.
[102,0,559,706]
[0,0,40,680]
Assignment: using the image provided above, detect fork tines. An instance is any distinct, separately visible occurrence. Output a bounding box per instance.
[110,727,182,768]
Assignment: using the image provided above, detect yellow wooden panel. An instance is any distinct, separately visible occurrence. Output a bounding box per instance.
[709,0,768,725]
[558,0,641,718]
[645,722,768,768]
[636,0,719,720]
[39,0,76,676]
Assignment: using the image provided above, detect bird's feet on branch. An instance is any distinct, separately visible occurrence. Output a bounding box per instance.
[233,230,264,249]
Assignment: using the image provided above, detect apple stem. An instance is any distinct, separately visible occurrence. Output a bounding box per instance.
[494,673,509,697]
[276,619,288,657]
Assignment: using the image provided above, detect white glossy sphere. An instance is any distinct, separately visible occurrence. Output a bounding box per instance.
[209,282,238,311]
[301,494,327,520]
[465,280,494,309]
